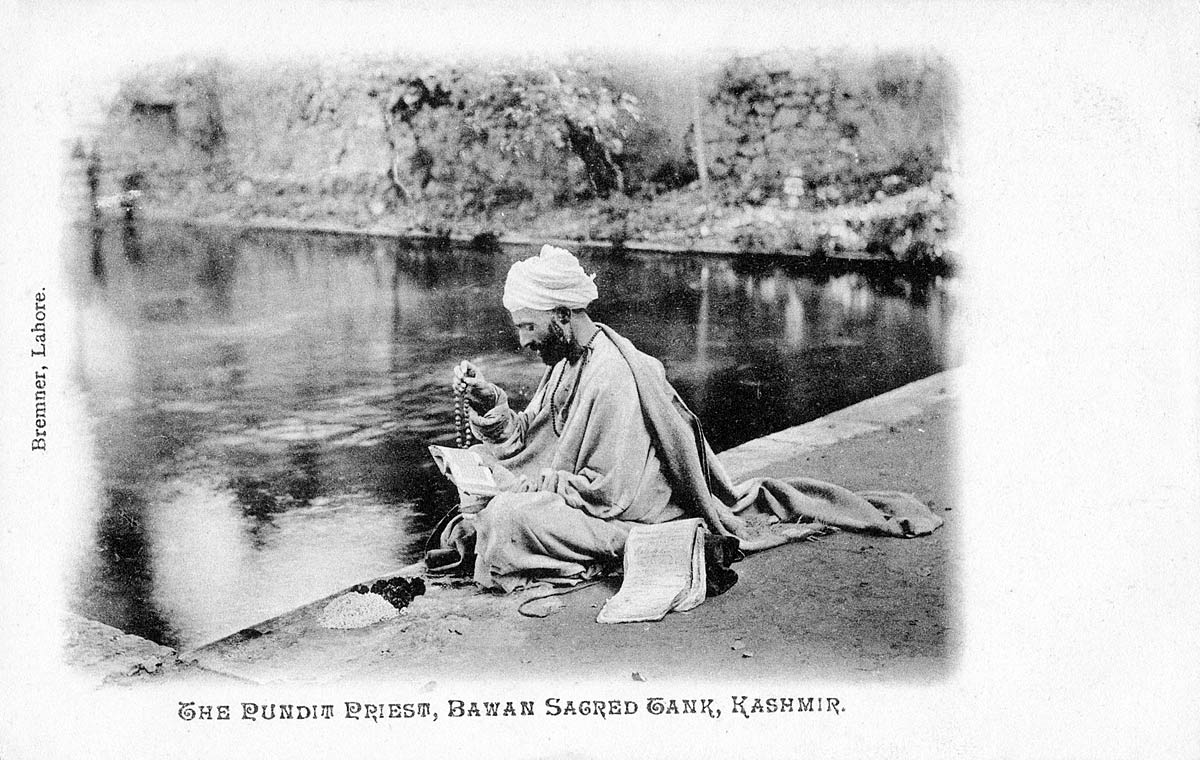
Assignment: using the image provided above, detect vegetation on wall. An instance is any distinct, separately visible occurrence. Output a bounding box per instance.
[365,63,642,222]
[92,49,956,264]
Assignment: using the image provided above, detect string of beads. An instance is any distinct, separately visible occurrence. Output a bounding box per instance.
[454,379,475,449]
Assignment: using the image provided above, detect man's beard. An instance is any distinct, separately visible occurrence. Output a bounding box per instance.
[532,320,574,366]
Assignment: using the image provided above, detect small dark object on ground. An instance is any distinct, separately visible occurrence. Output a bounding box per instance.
[356,576,426,612]
[426,548,469,574]
[225,627,265,644]
[704,533,743,597]
[707,565,739,597]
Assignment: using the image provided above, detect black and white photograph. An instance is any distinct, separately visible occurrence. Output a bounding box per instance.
[1,2,1197,758]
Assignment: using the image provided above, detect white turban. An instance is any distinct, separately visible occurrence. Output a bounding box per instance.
[502,245,598,312]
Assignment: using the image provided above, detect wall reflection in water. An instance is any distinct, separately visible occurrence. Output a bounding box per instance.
[66,222,958,648]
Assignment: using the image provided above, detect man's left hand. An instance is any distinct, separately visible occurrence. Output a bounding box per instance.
[492,463,532,494]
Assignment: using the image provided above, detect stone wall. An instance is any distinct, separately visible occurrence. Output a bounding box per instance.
[697,51,953,208]
[99,57,393,226]
[87,50,955,261]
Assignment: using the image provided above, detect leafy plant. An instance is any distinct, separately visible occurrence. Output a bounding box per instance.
[368,61,642,220]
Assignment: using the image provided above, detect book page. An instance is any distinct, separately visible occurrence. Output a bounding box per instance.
[428,445,499,496]
[596,518,706,624]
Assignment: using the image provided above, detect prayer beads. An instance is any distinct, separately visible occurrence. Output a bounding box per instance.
[454,380,474,449]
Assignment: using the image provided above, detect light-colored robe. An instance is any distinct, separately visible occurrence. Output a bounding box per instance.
[468,330,683,590]
[464,323,944,591]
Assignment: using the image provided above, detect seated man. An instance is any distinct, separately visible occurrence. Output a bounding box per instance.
[450,245,686,591]
[442,244,943,592]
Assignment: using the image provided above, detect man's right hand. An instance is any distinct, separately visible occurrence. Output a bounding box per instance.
[453,360,499,412]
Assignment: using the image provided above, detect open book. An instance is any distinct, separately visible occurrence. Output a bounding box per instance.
[428,445,499,497]
[596,518,707,624]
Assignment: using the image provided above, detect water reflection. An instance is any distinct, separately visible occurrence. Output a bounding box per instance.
[90,225,106,283]
[66,221,959,648]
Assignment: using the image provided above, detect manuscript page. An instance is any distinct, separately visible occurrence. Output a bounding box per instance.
[428,445,499,496]
[596,518,707,624]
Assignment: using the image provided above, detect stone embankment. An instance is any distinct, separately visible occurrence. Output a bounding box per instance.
[63,614,243,686]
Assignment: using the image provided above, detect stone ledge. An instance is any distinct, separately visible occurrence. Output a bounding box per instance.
[63,614,179,685]
[721,368,958,480]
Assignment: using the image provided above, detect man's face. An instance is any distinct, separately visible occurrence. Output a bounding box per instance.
[510,308,572,366]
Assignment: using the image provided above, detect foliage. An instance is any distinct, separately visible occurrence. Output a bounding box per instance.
[732,221,788,254]
[365,62,642,222]
[858,178,953,263]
